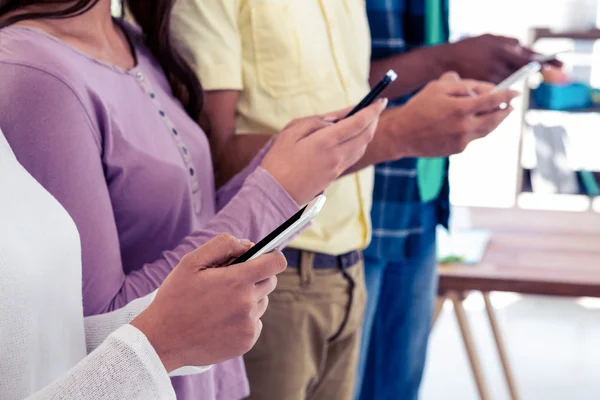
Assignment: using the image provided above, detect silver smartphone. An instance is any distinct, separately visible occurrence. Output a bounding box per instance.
[493,61,541,93]
[230,195,327,264]
[533,50,569,63]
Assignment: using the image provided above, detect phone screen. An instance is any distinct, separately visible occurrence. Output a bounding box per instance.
[229,205,308,265]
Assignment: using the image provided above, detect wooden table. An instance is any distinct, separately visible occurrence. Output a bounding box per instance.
[434,207,600,400]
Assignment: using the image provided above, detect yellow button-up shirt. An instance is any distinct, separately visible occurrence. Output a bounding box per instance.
[172,0,374,255]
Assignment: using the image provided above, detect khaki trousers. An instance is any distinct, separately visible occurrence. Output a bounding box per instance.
[244,251,366,400]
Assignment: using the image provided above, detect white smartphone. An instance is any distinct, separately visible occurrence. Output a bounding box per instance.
[492,61,541,93]
[230,195,327,264]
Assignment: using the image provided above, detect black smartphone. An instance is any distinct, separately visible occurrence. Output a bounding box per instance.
[344,69,397,118]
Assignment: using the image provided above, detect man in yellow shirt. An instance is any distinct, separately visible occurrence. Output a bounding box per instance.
[171,1,516,398]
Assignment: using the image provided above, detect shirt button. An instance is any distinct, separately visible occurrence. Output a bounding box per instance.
[149,92,155,99]
[182,146,188,154]
[189,168,195,176]
[172,128,178,135]
[159,110,165,117]
[136,72,144,82]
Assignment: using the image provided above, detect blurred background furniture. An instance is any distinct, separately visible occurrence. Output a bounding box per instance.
[425,1,600,398]
[434,207,600,400]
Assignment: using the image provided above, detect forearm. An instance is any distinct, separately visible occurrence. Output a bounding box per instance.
[370,44,450,100]
[199,90,272,187]
[344,109,407,174]
[213,134,272,188]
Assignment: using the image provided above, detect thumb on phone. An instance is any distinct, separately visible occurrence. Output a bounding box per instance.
[182,233,253,271]
[321,106,355,122]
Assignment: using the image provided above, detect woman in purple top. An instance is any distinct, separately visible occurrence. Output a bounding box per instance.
[0,0,385,399]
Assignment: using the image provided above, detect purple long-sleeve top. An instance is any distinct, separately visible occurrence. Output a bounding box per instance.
[0,24,299,400]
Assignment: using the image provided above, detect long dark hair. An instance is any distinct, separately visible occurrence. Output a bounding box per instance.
[0,0,203,119]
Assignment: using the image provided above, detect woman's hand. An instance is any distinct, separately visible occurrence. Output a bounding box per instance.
[130,233,287,372]
[261,99,387,205]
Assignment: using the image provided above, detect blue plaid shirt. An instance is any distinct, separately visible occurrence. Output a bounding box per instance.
[364,0,451,261]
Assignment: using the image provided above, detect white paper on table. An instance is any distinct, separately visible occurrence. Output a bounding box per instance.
[436,226,491,264]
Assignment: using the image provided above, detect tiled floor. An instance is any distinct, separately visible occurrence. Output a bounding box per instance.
[421,293,600,400]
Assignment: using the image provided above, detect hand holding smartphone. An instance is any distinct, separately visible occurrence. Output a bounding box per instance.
[232,71,398,264]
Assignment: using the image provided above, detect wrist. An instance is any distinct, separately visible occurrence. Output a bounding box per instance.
[131,312,181,373]
[260,160,306,205]
[377,109,409,161]
[430,43,457,76]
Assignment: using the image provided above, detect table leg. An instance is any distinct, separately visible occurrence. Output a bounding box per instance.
[432,295,446,329]
[448,291,492,400]
[483,292,520,400]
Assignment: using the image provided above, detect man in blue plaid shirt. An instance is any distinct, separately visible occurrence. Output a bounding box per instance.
[356,1,536,399]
